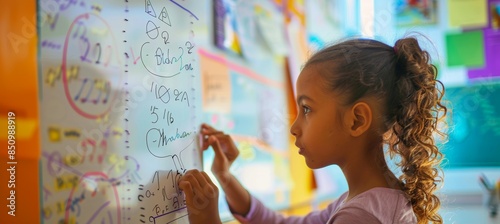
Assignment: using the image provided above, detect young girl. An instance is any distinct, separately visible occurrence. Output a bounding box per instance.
[179,37,447,224]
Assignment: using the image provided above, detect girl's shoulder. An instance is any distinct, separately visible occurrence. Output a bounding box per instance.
[329,188,417,224]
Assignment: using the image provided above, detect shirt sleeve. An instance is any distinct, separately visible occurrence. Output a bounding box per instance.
[230,195,336,224]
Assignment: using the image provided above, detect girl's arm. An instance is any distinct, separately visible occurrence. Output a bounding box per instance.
[201,124,334,223]
[180,169,335,224]
[200,123,251,215]
[214,172,251,216]
[231,193,337,224]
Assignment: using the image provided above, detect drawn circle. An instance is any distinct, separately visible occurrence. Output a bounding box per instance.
[62,13,122,119]
[146,20,160,39]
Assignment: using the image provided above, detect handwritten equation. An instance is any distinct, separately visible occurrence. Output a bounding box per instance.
[129,1,199,223]
[139,0,196,79]
[138,170,188,224]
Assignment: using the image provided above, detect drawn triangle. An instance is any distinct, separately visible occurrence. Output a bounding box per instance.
[159,7,172,26]
[145,0,157,18]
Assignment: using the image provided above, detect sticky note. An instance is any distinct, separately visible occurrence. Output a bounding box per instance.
[448,0,488,28]
[468,29,500,79]
[445,31,485,67]
[199,51,232,113]
[48,126,61,142]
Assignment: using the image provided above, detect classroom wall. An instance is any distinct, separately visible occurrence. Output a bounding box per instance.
[0,2,40,223]
[1,1,499,223]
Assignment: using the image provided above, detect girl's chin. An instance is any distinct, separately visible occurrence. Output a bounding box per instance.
[304,156,333,170]
[298,148,304,155]
[304,158,327,169]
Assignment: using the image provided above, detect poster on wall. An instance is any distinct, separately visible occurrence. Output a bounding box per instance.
[213,0,242,55]
[395,0,437,26]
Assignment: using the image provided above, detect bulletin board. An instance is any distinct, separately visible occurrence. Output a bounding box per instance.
[197,0,294,221]
[198,49,292,221]
[38,1,202,223]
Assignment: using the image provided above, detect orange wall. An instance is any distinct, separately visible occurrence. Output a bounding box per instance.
[0,2,41,223]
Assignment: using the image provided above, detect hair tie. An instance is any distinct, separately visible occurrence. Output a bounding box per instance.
[394,46,398,54]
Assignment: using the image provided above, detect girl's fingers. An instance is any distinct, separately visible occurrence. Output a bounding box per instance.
[200,134,210,151]
[182,170,203,192]
[202,133,229,151]
[201,133,214,151]
[191,170,208,187]
[179,181,192,197]
[217,134,236,153]
[179,181,194,206]
[201,130,224,136]
[201,172,219,198]
[199,123,221,150]
[200,123,222,134]
[191,171,218,199]
[179,180,203,216]
[209,136,226,164]
[201,123,216,132]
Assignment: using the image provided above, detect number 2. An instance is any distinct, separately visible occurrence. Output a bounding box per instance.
[185,41,194,54]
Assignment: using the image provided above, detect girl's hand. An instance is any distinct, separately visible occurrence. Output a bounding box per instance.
[200,124,239,182]
[179,169,222,224]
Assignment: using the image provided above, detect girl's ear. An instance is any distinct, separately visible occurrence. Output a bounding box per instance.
[348,102,373,137]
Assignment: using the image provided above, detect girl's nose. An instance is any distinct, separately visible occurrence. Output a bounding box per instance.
[290,118,299,136]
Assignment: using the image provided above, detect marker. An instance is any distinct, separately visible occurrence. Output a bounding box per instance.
[197,132,204,168]
[479,174,493,190]
[198,132,203,149]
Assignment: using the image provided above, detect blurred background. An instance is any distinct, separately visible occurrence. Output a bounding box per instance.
[1,0,499,223]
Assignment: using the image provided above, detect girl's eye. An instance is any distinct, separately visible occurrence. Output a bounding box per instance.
[302,106,311,115]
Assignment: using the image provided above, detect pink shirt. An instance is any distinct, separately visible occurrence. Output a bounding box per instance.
[232,187,417,224]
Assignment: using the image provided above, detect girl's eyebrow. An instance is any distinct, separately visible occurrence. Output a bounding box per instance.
[296,95,314,105]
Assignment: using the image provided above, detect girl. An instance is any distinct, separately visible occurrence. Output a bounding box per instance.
[179,37,447,224]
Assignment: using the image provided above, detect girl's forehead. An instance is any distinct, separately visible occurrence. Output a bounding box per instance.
[297,67,347,105]
[297,70,333,98]
[298,66,319,81]
[297,67,328,90]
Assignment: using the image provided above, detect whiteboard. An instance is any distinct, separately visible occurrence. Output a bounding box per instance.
[39,0,202,223]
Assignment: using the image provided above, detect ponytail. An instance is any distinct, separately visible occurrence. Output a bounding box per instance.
[386,37,447,224]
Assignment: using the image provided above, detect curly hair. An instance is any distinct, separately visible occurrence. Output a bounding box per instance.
[304,37,447,223]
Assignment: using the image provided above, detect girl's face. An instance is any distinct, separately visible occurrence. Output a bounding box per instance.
[290,66,352,169]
